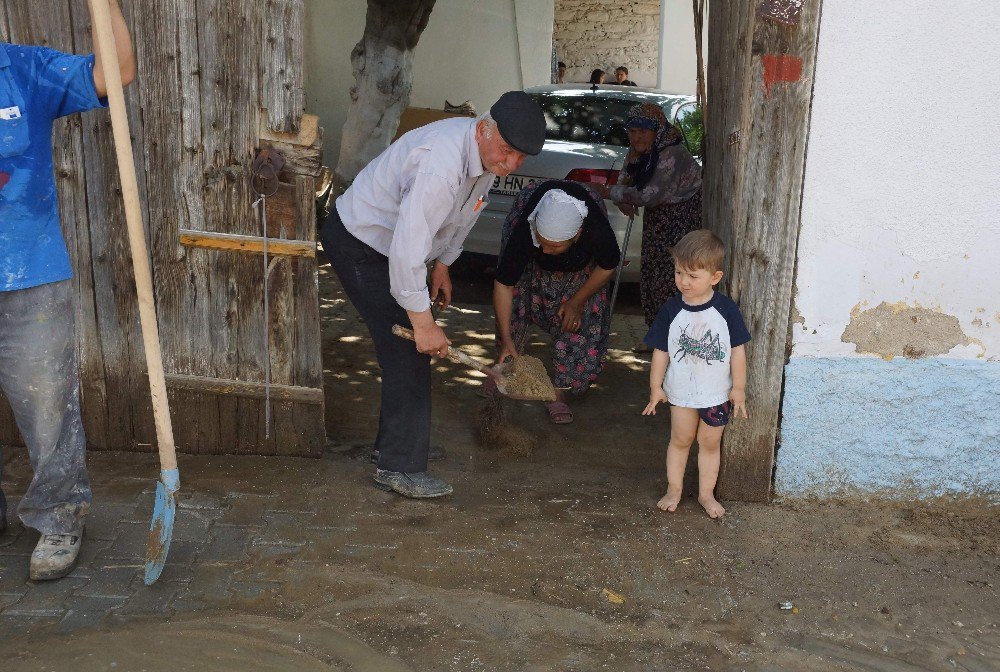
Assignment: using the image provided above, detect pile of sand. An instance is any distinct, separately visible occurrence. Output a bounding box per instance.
[502,355,556,402]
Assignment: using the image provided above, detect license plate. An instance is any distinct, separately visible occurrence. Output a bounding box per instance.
[490,174,547,197]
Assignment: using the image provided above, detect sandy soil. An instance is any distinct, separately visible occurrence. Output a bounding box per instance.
[1,264,997,671]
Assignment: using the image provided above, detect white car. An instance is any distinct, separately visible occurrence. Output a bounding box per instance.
[463,85,698,282]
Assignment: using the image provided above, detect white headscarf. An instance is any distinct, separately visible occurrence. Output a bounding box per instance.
[527,189,587,247]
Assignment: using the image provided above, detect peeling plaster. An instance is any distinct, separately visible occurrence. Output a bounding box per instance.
[842,301,976,360]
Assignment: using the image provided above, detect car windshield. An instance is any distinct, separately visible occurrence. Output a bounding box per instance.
[531,92,636,147]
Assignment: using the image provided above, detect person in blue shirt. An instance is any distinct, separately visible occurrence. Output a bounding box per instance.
[0,0,136,580]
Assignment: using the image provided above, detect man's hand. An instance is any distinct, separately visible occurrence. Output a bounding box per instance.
[729,387,749,419]
[408,309,450,358]
[642,388,668,416]
[557,298,584,332]
[429,261,453,312]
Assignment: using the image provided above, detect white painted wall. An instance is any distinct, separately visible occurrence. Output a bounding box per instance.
[793,0,1000,362]
[657,0,706,95]
[304,0,554,162]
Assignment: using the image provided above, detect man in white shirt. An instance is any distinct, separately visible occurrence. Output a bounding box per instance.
[321,91,546,498]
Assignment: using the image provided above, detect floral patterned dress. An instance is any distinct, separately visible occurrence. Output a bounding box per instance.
[498,183,616,395]
[610,134,704,326]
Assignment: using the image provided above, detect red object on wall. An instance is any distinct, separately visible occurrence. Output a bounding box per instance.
[762,54,803,97]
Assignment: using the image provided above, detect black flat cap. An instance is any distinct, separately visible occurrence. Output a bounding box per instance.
[490,91,546,155]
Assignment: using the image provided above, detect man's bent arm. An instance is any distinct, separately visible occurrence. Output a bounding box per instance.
[89,0,136,96]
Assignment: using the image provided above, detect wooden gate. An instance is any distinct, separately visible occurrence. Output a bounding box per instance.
[0,0,325,456]
[704,0,823,500]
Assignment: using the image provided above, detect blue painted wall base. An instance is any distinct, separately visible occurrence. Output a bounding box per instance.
[777,358,999,500]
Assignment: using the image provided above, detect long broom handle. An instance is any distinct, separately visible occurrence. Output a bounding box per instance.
[607,214,635,320]
[89,0,176,471]
[392,325,498,379]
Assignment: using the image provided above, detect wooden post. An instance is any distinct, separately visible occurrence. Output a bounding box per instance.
[704,0,823,502]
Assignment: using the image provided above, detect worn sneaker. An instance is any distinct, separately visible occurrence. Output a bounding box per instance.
[30,531,83,581]
[373,469,453,498]
[369,444,447,464]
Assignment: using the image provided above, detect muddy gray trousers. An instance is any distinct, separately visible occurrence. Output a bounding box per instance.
[0,280,91,535]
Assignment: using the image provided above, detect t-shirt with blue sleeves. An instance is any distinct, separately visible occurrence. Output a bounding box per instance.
[644,292,751,408]
[0,43,107,292]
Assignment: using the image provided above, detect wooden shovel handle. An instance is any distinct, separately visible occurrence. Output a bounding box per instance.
[391,325,497,378]
[90,0,177,470]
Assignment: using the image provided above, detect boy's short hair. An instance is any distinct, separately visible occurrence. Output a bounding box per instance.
[671,229,725,272]
[616,66,629,74]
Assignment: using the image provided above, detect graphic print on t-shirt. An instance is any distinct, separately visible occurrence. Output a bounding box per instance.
[675,325,726,364]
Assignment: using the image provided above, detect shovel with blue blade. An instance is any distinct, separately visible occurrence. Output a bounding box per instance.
[89,0,180,585]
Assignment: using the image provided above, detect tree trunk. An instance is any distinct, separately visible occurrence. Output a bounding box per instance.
[334,0,436,193]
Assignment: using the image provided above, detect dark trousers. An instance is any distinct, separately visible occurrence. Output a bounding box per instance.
[0,280,91,534]
[319,208,431,473]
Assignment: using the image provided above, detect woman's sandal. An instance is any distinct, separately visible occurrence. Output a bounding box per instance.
[545,401,574,424]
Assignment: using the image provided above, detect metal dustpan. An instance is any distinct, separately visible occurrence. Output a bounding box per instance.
[392,325,556,401]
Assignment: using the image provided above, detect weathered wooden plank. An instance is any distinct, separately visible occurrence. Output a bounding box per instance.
[197,0,264,454]
[270,136,324,180]
[165,374,324,405]
[292,175,326,456]
[129,0,211,453]
[259,0,305,134]
[713,0,824,502]
[179,229,316,258]
[260,110,319,147]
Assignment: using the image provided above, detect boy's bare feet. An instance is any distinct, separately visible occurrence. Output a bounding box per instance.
[698,494,726,519]
[657,488,683,512]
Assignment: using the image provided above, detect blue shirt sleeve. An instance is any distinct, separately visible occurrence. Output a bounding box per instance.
[718,295,751,347]
[643,296,682,351]
[32,48,106,119]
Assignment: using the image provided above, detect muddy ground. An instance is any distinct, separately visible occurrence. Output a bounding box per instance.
[1,264,997,671]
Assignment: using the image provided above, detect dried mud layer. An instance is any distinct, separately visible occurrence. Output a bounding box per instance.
[2,269,995,671]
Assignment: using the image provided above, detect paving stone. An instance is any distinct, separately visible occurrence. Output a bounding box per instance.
[56,595,127,633]
[72,536,115,570]
[218,493,271,527]
[94,522,148,561]
[115,582,179,617]
[0,553,30,589]
[199,524,252,563]
[0,613,60,635]
[74,566,140,598]
[83,503,138,536]
[0,528,36,556]
[177,564,232,602]
[169,510,214,542]
[4,577,87,616]
[177,491,224,511]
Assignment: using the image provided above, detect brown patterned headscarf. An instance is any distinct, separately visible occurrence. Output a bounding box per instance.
[623,103,684,189]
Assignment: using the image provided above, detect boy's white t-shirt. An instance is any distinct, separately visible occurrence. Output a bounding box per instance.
[644,292,751,408]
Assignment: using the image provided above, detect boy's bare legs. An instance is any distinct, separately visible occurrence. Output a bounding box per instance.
[657,407,699,512]
[696,421,726,518]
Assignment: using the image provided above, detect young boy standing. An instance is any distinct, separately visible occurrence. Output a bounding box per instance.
[641,230,750,518]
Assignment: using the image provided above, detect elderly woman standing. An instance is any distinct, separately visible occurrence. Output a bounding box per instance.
[493,180,622,424]
[593,103,703,336]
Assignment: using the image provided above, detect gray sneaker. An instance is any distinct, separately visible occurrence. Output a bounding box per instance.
[30,531,83,581]
[373,469,453,498]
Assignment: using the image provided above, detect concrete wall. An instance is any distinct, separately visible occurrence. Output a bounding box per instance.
[305,0,554,163]
[777,0,1000,500]
[553,0,660,87]
[657,0,706,95]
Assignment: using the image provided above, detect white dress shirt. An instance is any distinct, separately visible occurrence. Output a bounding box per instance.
[335,118,495,313]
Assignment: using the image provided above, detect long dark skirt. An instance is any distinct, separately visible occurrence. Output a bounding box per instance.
[639,188,703,326]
